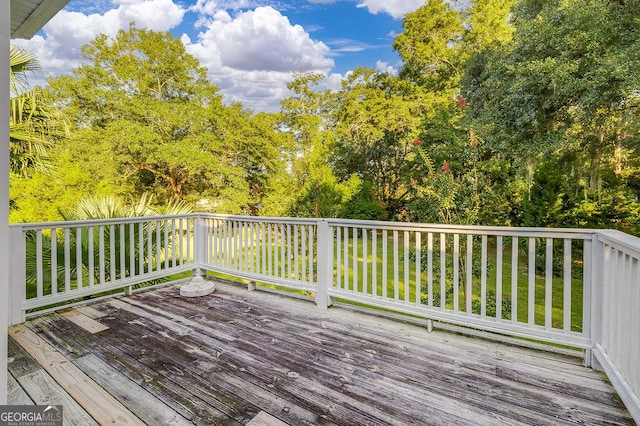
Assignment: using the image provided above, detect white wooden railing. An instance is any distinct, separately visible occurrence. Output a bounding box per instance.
[325,220,594,349]
[7,214,640,422]
[200,216,318,292]
[592,230,640,421]
[9,215,196,322]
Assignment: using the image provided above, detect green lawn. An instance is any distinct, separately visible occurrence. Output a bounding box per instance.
[333,232,584,332]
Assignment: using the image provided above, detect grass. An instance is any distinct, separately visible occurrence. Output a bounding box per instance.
[333,232,585,333]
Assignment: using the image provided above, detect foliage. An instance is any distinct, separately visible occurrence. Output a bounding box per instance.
[9,45,68,175]
[330,69,426,218]
[279,72,362,217]
[47,25,285,212]
[11,1,640,237]
[339,181,386,221]
[462,0,640,232]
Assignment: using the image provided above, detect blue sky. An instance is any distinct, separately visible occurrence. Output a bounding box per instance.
[13,0,432,112]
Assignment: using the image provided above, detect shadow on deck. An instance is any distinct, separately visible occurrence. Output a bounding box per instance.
[7,280,634,425]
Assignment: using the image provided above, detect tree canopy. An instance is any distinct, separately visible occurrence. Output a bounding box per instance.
[9,1,640,235]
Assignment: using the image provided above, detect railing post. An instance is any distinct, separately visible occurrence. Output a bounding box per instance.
[586,233,604,369]
[315,220,334,309]
[180,215,215,297]
[9,227,26,325]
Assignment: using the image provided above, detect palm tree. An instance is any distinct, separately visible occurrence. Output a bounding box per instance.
[9,45,68,175]
[23,194,194,300]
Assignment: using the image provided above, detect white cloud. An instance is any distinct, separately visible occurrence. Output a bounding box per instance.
[13,0,185,84]
[190,0,219,16]
[118,0,184,29]
[10,0,353,112]
[184,6,334,111]
[375,60,398,75]
[327,38,372,53]
[356,0,425,19]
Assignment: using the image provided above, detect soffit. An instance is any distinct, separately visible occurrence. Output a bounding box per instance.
[11,0,69,39]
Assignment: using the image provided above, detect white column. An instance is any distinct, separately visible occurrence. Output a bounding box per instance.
[1,0,11,405]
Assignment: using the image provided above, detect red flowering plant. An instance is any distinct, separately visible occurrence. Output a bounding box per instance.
[456,94,467,109]
[406,136,466,224]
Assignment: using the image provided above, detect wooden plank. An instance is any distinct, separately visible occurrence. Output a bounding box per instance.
[18,281,634,426]
[8,373,34,405]
[247,411,290,426]
[9,324,143,426]
[59,309,109,333]
[26,312,234,425]
[75,353,190,426]
[8,337,42,378]
[27,316,91,358]
[142,284,633,424]
[113,294,517,425]
[16,370,96,425]
[75,305,108,319]
[104,299,452,425]
[152,293,625,425]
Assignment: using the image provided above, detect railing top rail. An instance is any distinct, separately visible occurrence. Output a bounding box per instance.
[11,213,606,239]
[11,213,198,231]
[597,229,640,258]
[325,218,597,239]
[201,213,319,226]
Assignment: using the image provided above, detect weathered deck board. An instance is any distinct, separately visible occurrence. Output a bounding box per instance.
[59,309,109,333]
[75,353,191,426]
[7,373,34,405]
[128,288,630,425]
[27,310,244,426]
[104,297,478,425]
[247,411,290,426]
[9,324,144,426]
[16,370,98,426]
[15,281,634,426]
[75,305,108,319]
[8,336,95,423]
[115,296,537,424]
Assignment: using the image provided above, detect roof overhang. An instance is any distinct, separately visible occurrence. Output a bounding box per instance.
[11,0,69,39]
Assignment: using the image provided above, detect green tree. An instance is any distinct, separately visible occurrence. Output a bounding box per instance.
[9,45,68,175]
[331,68,425,218]
[49,25,284,212]
[280,72,361,218]
[393,0,464,90]
[395,0,515,225]
[463,0,640,231]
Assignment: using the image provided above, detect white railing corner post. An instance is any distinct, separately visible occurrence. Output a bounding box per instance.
[315,219,334,309]
[9,227,26,325]
[587,233,605,370]
[180,214,215,297]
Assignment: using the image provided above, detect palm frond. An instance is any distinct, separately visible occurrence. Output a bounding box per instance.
[154,197,194,215]
[10,45,41,96]
[8,76,69,175]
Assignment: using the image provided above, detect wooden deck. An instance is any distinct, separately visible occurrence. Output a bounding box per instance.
[7,280,634,425]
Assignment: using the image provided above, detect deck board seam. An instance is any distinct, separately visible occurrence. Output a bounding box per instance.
[9,324,145,426]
